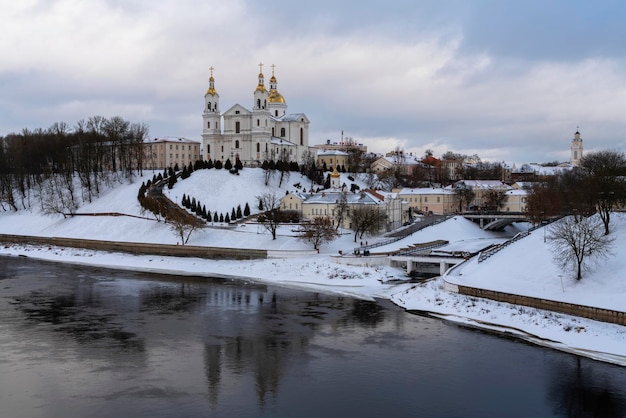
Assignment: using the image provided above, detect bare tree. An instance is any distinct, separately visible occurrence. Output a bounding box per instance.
[298,216,339,250]
[454,185,475,212]
[349,205,386,242]
[485,189,507,212]
[580,150,626,235]
[257,192,281,240]
[548,215,614,281]
[167,208,204,245]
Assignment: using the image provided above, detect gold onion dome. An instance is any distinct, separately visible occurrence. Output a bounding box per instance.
[331,167,340,178]
[206,77,217,95]
[268,89,285,103]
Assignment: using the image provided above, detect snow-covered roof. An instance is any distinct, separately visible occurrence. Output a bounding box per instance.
[288,190,384,205]
[145,137,200,144]
[270,137,297,146]
[398,187,456,195]
[272,113,309,123]
[455,180,511,190]
[317,149,349,157]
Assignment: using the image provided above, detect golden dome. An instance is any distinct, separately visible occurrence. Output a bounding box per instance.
[270,75,277,83]
[331,167,340,178]
[255,84,267,93]
[206,87,218,96]
[268,89,285,103]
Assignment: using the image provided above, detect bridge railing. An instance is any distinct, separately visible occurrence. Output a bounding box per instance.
[477,231,530,263]
[353,215,451,254]
[393,240,449,256]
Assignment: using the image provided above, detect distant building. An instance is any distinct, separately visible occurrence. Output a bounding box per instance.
[317,149,349,171]
[570,129,584,166]
[396,187,458,215]
[143,137,200,170]
[202,64,311,166]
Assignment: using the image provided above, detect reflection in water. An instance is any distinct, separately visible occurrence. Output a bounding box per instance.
[2,256,626,418]
[549,357,626,418]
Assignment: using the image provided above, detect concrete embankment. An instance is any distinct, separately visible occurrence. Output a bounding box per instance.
[0,234,267,260]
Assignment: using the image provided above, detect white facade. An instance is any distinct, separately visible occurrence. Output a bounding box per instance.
[202,65,311,166]
[570,130,584,166]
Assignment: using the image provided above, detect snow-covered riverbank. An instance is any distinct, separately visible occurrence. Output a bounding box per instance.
[1,170,625,366]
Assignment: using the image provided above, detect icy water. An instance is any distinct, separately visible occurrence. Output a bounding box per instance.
[1,256,626,418]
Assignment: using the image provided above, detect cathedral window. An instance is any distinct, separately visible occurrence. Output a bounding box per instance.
[256,143,260,152]
[235,140,240,149]
[207,145,210,153]
[235,121,240,134]
[275,110,278,117]
[300,128,303,145]
[280,128,285,137]
[207,122,210,129]
[208,103,211,110]
[272,128,275,136]
[235,110,240,114]
[257,119,260,126]
[257,99,261,108]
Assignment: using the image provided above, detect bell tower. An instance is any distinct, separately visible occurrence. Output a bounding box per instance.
[570,129,583,166]
[202,67,222,161]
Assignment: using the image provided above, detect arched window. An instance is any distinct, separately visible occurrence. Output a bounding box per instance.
[300,127,303,145]
[207,122,210,129]
[265,143,268,152]
[257,119,260,126]
[235,121,240,134]
[275,110,278,117]
[280,127,286,137]
[256,143,260,152]
[257,99,260,108]
[207,144,210,153]
[272,127,275,136]
[235,140,240,149]
[208,102,211,110]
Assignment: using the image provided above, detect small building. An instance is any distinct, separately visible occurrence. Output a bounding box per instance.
[281,171,408,232]
[317,149,349,171]
[453,180,511,210]
[502,189,529,213]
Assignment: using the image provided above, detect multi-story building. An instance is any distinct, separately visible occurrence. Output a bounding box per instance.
[143,137,200,170]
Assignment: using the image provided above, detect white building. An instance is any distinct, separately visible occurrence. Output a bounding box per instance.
[570,129,584,166]
[202,65,311,166]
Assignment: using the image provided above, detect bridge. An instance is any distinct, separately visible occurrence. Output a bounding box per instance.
[389,238,506,277]
[462,212,531,230]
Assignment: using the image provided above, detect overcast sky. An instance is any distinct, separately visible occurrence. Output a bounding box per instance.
[2,0,626,164]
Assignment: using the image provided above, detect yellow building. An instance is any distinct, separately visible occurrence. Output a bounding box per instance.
[143,137,201,170]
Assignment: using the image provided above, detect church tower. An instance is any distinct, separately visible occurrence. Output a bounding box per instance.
[570,129,583,166]
[267,64,287,118]
[251,63,271,161]
[202,67,222,160]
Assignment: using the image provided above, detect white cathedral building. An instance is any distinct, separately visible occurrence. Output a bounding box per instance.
[202,64,311,166]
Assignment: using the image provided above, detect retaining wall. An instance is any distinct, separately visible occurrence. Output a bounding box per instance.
[456,285,626,326]
[0,234,267,260]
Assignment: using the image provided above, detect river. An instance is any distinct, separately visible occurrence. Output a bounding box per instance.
[1,256,625,417]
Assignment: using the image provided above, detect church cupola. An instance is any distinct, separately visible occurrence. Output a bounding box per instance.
[255,62,267,93]
[267,64,286,105]
[204,66,219,113]
[330,166,341,189]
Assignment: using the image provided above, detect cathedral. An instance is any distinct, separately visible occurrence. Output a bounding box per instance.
[202,64,311,166]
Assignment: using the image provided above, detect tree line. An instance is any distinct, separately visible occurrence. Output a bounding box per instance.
[0,116,149,214]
